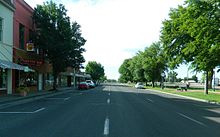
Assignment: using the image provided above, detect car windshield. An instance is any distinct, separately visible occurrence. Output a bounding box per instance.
[137,82,144,85]
[2,0,220,137]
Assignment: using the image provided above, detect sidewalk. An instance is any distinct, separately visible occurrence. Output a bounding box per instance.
[0,87,78,109]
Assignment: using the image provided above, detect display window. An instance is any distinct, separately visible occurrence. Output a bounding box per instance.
[0,68,7,89]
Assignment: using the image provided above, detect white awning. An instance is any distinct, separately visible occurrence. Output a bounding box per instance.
[0,59,33,72]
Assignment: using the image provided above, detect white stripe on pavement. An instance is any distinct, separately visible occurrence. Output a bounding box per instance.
[146,98,154,103]
[177,112,206,127]
[103,117,109,136]
[64,97,71,101]
[0,107,45,114]
[107,98,110,104]
[33,107,45,113]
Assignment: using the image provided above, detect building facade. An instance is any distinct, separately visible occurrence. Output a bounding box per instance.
[12,0,52,93]
[0,0,15,94]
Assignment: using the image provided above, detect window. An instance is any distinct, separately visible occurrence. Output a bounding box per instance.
[0,68,7,89]
[19,23,25,49]
[0,18,3,42]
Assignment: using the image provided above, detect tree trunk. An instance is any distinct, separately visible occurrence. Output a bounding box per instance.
[208,70,214,89]
[152,80,155,88]
[204,71,208,95]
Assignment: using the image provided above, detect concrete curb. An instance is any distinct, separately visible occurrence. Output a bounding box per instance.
[0,88,77,109]
[146,88,220,105]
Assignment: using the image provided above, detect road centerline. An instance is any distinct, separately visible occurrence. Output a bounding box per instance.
[107,98,110,104]
[103,117,109,136]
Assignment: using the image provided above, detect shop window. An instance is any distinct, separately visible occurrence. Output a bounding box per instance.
[19,23,25,49]
[0,18,3,42]
[0,69,7,88]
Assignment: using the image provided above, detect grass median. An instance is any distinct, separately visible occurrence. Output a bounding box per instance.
[145,86,220,103]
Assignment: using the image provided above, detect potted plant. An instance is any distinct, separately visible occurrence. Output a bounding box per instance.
[16,86,29,97]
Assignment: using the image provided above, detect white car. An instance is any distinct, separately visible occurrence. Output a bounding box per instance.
[86,80,95,88]
[135,82,145,89]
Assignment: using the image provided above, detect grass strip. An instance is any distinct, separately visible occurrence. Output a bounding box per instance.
[146,86,220,103]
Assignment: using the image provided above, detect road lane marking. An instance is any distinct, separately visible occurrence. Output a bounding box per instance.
[108,93,111,96]
[103,117,109,136]
[0,107,45,114]
[107,98,110,104]
[64,97,71,101]
[33,108,45,113]
[146,98,154,103]
[177,112,206,127]
[46,97,70,101]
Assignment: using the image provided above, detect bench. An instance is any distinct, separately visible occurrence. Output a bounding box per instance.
[177,85,187,91]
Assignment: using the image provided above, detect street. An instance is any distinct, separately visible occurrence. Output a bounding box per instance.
[0,84,220,137]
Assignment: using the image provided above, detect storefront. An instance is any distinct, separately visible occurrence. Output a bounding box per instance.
[0,59,30,94]
[13,48,52,92]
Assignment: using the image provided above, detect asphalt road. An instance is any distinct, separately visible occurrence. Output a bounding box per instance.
[0,84,220,137]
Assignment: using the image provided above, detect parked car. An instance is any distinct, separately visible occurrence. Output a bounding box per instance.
[86,80,96,88]
[78,82,89,90]
[135,82,145,89]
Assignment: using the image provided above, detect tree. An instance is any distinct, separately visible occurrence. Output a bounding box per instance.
[119,59,133,83]
[33,1,86,89]
[85,61,105,81]
[191,75,198,83]
[141,42,167,87]
[167,71,178,83]
[160,0,220,94]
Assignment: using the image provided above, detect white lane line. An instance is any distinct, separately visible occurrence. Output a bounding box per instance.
[177,112,206,127]
[146,98,154,103]
[47,97,70,101]
[108,93,111,96]
[0,107,45,114]
[0,111,33,114]
[103,117,109,136]
[33,108,46,113]
[64,97,71,101]
[107,98,110,104]
[46,98,65,100]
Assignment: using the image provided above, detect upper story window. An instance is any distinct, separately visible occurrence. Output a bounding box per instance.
[0,18,3,42]
[19,23,25,49]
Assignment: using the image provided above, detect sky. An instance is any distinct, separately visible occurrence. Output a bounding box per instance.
[25,0,202,80]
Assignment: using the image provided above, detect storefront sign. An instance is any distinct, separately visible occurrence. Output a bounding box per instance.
[26,43,34,51]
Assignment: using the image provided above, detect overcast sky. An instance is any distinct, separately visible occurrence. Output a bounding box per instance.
[25,0,191,80]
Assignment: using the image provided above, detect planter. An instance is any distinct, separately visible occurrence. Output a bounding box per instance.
[16,87,29,97]
[20,91,27,97]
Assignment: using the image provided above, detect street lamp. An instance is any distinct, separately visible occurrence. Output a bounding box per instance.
[161,72,165,89]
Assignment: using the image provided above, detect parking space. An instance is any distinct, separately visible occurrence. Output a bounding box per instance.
[0,92,74,115]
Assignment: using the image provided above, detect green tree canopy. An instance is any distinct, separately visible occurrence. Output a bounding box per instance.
[85,61,105,81]
[118,59,133,83]
[160,0,220,93]
[33,1,86,89]
[119,42,167,87]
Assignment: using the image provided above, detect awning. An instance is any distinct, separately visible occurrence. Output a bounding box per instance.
[0,59,34,72]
